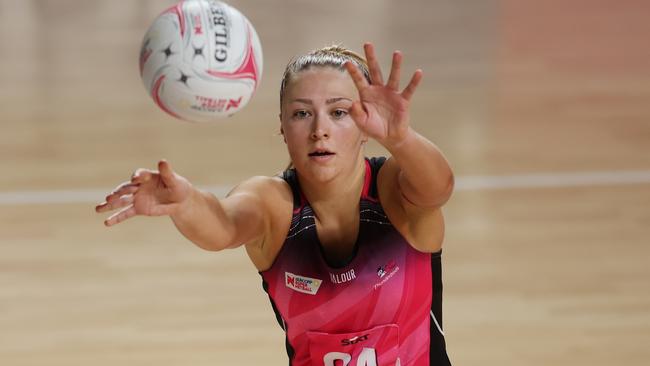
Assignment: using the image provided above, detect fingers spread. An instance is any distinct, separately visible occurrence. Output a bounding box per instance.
[95,202,108,213]
[108,183,138,201]
[387,51,403,91]
[96,183,139,213]
[97,193,135,213]
[401,69,423,101]
[363,43,384,85]
[344,61,369,92]
[104,205,136,227]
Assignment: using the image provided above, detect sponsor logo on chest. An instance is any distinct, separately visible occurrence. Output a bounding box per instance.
[340,333,369,346]
[374,259,400,290]
[285,272,322,295]
[330,269,357,284]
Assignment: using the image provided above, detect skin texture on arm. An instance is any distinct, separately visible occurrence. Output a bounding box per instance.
[168,177,272,251]
[386,130,454,208]
[378,158,446,253]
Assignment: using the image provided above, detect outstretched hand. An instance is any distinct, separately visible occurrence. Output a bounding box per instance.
[95,160,193,226]
[345,43,423,148]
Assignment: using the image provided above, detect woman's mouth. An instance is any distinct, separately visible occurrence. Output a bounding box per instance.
[308,150,335,157]
[308,149,335,162]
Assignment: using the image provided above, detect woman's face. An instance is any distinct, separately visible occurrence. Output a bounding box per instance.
[280,66,366,183]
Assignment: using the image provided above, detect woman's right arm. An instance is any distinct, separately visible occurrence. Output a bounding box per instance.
[95,160,275,252]
[169,177,275,251]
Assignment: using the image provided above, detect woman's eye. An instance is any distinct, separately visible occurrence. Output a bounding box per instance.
[332,109,348,119]
[293,110,310,119]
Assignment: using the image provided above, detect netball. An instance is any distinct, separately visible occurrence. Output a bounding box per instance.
[139,0,263,122]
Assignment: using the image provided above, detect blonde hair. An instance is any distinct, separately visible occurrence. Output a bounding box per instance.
[279,45,371,108]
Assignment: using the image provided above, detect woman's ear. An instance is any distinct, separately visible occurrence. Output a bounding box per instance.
[280,126,286,144]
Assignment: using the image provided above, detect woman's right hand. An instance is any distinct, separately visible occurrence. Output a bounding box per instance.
[95,160,193,227]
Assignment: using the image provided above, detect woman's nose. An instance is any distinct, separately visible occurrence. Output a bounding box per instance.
[310,112,330,140]
[311,129,329,140]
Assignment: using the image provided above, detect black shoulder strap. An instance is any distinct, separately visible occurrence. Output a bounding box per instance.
[281,168,302,210]
[367,156,387,200]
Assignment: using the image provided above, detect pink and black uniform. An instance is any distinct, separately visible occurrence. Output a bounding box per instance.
[260,157,451,366]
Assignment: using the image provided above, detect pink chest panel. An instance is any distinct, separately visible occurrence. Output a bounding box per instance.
[260,202,433,365]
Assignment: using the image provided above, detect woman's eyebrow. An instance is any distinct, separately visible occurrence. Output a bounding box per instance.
[289,97,351,105]
[291,98,312,105]
[326,97,352,104]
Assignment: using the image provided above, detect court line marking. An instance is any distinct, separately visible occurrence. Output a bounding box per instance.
[0,170,649,206]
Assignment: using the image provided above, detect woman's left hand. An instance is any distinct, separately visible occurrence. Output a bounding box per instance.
[345,42,423,148]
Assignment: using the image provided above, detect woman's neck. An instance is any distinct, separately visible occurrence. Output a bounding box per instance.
[298,156,366,216]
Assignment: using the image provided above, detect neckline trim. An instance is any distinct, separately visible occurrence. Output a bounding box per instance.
[298,158,373,269]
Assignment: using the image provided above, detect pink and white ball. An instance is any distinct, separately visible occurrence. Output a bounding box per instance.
[139,0,263,122]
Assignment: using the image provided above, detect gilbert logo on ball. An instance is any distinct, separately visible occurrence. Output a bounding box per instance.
[139,0,263,122]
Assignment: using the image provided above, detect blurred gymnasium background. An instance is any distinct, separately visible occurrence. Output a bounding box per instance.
[1,0,649,365]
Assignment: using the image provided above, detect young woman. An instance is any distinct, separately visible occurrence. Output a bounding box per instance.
[97,43,454,366]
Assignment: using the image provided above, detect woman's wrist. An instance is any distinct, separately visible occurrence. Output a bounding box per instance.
[170,187,200,222]
[383,126,417,154]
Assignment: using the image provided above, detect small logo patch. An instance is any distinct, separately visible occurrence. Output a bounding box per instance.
[285,272,322,295]
[376,260,397,278]
[374,260,399,290]
[340,333,369,346]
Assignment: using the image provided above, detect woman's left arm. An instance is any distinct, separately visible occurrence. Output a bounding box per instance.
[345,43,454,208]
[385,129,454,208]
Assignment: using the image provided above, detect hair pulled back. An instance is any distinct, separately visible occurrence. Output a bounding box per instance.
[279,45,371,107]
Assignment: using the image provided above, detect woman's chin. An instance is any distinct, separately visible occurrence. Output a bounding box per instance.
[297,164,338,184]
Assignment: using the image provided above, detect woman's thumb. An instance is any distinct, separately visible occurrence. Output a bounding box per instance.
[158,160,176,187]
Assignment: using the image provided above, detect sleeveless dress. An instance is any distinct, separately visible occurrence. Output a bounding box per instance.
[259,157,451,366]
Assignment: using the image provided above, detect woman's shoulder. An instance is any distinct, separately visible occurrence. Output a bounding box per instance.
[229,175,294,208]
[234,175,295,271]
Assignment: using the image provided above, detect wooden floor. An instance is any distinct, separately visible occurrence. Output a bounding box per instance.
[1,0,649,365]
